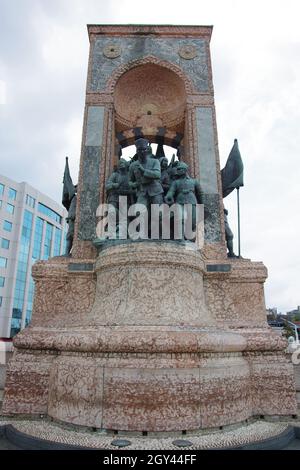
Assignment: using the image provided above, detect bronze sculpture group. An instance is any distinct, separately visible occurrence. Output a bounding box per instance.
[107,138,203,206]
[63,138,237,255]
[105,138,203,241]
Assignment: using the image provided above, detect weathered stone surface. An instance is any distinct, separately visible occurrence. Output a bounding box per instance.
[88,242,212,327]
[2,352,54,415]
[90,37,209,93]
[102,367,201,431]
[29,258,96,329]
[203,193,222,242]
[249,354,298,416]
[204,259,269,328]
[78,146,102,240]
[48,357,103,427]
[199,355,252,428]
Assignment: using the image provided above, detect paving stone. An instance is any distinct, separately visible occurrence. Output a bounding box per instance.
[0,416,299,450]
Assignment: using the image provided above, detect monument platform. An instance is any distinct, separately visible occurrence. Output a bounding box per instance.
[2,242,297,432]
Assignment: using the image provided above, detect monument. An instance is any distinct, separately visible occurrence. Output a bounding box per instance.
[2,25,297,433]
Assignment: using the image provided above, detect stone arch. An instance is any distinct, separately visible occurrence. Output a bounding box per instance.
[106,55,195,95]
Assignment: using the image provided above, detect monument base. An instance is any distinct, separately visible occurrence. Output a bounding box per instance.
[2,242,298,431]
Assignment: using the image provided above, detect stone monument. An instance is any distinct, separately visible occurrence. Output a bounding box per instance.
[2,25,297,432]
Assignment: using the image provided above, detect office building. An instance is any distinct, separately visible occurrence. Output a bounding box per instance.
[0,174,67,338]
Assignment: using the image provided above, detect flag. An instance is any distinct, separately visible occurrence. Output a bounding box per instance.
[221,139,244,198]
[62,157,75,210]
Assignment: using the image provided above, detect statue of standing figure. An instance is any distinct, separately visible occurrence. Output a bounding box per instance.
[62,157,77,255]
[165,161,204,239]
[160,157,170,195]
[105,158,134,237]
[224,208,237,257]
[129,138,164,207]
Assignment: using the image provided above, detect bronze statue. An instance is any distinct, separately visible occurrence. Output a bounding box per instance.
[65,186,77,255]
[168,154,180,181]
[224,208,237,257]
[106,158,132,205]
[160,157,170,195]
[165,161,203,239]
[129,138,164,207]
[165,162,203,206]
[105,158,133,237]
[62,157,77,255]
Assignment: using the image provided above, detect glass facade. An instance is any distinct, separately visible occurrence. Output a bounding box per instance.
[25,277,35,327]
[0,183,4,196]
[23,217,44,328]
[43,222,53,260]
[6,197,65,337]
[1,238,10,249]
[32,217,43,260]
[8,188,17,200]
[38,203,62,224]
[3,220,12,232]
[0,256,7,268]
[10,210,33,337]
[6,203,14,214]
[26,194,35,208]
[53,227,62,256]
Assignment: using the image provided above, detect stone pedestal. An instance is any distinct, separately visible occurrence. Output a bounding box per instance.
[2,242,297,431]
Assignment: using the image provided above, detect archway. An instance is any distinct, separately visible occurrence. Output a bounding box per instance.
[112,62,187,168]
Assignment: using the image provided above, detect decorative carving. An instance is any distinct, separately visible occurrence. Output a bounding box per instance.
[106,55,195,95]
[103,44,121,58]
[178,45,198,60]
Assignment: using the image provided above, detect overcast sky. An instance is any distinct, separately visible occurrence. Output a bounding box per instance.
[0,0,299,313]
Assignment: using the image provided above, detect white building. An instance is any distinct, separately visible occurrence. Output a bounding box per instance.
[0,174,67,338]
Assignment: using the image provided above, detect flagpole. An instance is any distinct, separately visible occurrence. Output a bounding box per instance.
[237,187,241,257]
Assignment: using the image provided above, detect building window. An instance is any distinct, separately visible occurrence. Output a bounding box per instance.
[3,220,12,232]
[0,183,4,197]
[43,222,53,260]
[1,238,10,249]
[32,217,43,260]
[38,202,62,224]
[6,203,14,214]
[0,257,7,268]
[0,200,2,208]
[0,276,5,287]
[53,227,62,256]
[8,188,17,200]
[0,296,2,307]
[11,210,33,337]
[26,194,36,208]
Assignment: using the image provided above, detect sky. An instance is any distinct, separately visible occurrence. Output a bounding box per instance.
[0,0,299,313]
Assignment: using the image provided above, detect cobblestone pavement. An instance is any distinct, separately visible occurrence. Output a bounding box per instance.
[0,416,300,450]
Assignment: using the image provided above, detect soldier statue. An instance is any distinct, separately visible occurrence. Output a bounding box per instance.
[224,208,237,257]
[160,157,170,196]
[62,157,77,255]
[165,161,204,239]
[129,138,164,207]
[105,158,133,237]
